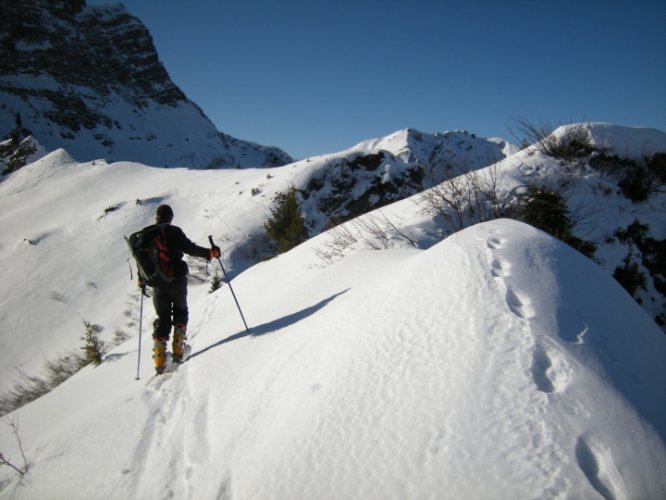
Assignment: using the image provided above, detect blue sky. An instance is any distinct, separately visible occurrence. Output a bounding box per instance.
[88,0,666,159]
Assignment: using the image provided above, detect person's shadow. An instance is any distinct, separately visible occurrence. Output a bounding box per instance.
[190,289,349,360]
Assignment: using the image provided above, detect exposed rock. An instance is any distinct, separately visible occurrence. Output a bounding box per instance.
[1,135,45,175]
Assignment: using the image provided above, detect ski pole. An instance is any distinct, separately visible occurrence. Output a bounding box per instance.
[209,235,250,334]
[136,287,145,380]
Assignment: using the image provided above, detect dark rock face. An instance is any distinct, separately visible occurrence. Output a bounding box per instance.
[1,1,185,106]
[301,151,425,230]
[0,135,41,174]
[0,0,292,168]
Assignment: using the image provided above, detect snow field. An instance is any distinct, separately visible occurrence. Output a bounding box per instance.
[1,123,666,499]
[1,216,665,499]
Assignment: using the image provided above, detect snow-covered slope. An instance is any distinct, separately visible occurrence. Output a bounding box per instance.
[501,123,666,327]
[0,218,664,499]
[585,122,666,157]
[0,122,665,498]
[0,126,513,394]
[1,122,664,398]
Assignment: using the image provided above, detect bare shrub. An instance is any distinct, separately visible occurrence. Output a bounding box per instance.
[0,370,50,416]
[510,119,597,165]
[374,211,419,248]
[0,319,127,415]
[0,415,29,476]
[418,164,509,232]
[590,150,665,202]
[419,173,471,231]
[315,211,418,265]
[355,216,390,250]
[314,223,359,265]
[0,351,87,416]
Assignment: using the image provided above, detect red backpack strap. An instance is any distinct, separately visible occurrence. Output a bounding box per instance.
[154,228,175,278]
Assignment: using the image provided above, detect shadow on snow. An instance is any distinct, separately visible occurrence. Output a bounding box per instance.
[190,289,349,360]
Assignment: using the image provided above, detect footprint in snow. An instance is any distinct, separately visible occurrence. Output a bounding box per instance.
[575,434,627,500]
[530,343,571,393]
[505,287,535,319]
[490,258,511,278]
[486,237,504,250]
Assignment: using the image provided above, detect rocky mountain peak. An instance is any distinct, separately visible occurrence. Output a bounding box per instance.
[0,0,292,168]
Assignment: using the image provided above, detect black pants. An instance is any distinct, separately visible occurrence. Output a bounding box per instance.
[152,278,188,340]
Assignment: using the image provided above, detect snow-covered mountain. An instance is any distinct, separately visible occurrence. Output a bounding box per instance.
[0,126,515,396]
[0,0,292,168]
[0,122,665,395]
[0,121,665,498]
[1,2,664,497]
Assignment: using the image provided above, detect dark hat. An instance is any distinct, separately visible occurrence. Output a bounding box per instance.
[156,204,174,223]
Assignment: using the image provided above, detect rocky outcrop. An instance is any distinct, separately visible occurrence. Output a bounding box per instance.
[0,135,45,174]
[292,128,512,233]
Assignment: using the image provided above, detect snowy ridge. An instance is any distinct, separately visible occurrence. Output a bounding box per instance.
[349,127,513,178]
[0,126,512,392]
[0,219,664,499]
[580,122,666,158]
[0,123,665,392]
[0,123,665,498]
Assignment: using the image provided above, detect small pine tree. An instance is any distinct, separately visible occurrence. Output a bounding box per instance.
[209,272,223,293]
[81,320,105,366]
[515,184,596,257]
[613,257,647,297]
[264,187,308,254]
[517,185,572,239]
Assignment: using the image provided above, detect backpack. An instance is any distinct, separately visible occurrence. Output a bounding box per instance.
[125,224,176,287]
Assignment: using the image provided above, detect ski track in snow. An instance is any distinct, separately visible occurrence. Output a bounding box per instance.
[128,357,214,500]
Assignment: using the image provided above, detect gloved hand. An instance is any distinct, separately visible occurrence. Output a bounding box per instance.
[209,246,221,260]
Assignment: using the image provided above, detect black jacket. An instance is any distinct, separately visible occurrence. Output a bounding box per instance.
[152,223,210,277]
